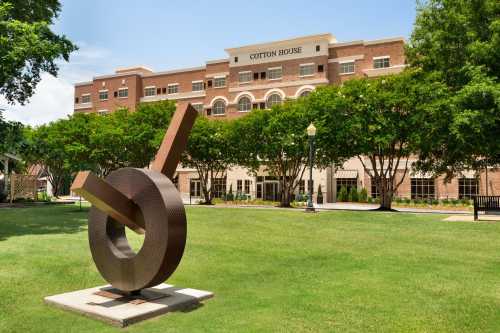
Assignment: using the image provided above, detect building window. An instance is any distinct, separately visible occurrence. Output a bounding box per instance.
[237,180,243,193]
[458,178,479,199]
[214,77,226,88]
[190,179,201,197]
[191,104,203,113]
[337,178,357,194]
[299,64,315,77]
[340,61,355,74]
[299,90,312,98]
[81,94,91,103]
[238,96,252,112]
[99,90,108,101]
[411,178,435,200]
[268,67,282,80]
[144,87,156,97]
[370,177,386,198]
[373,57,390,69]
[118,88,128,98]
[299,180,305,194]
[266,93,282,108]
[192,81,204,91]
[98,109,109,116]
[168,84,179,94]
[212,178,226,198]
[212,100,226,115]
[244,180,251,194]
[239,71,252,83]
[74,97,79,104]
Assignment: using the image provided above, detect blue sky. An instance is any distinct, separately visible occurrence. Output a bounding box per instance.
[3,0,417,125]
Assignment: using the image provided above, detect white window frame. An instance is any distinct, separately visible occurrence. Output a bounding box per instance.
[299,63,315,77]
[266,93,282,108]
[192,80,204,92]
[237,96,252,112]
[339,61,355,75]
[98,89,108,101]
[268,67,283,80]
[373,56,391,69]
[97,109,109,116]
[81,94,91,104]
[214,76,226,88]
[168,83,179,95]
[144,86,156,97]
[118,87,128,98]
[238,71,252,84]
[212,100,226,115]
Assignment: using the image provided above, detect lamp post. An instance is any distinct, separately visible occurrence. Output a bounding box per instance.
[306,123,316,212]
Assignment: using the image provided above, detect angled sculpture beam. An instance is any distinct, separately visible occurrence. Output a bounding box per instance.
[71,171,145,234]
[151,103,198,178]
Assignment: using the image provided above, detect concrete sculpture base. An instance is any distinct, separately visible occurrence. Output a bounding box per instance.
[44,284,213,327]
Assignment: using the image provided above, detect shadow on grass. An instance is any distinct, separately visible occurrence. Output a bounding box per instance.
[0,205,89,241]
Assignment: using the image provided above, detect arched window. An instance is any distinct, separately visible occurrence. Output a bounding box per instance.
[299,90,311,98]
[238,96,252,112]
[266,93,282,108]
[213,100,226,115]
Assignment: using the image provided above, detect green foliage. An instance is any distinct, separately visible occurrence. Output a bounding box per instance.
[22,101,175,195]
[0,1,77,104]
[407,0,500,89]
[348,187,359,202]
[337,186,348,202]
[182,116,233,205]
[359,188,368,203]
[0,111,24,157]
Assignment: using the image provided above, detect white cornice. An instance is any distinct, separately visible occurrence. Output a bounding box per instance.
[229,78,329,93]
[143,66,206,78]
[329,37,405,48]
[328,55,365,63]
[225,33,335,54]
[75,81,93,87]
[140,91,205,102]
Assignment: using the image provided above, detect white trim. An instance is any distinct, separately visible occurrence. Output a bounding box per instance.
[191,80,204,84]
[117,87,129,99]
[233,91,256,104]
[209,96,229,107]
[229,78,328,93]
[143,85,156,89]
[168,83,179,86]
[205,72,229,78]
[143,66,205,78]
[206,58,229,65]
[328,55,364,63]
[373,55,391,60]
[238,70,252,74]
[98,89,108,93]
[81,93,91,96]
[97,109,109,115]
[190,102,203,105]
[294,85,316,99]
[339,60,356,64]
[264,88,286,101]
[299,63,315,67]
[268,66,282,71]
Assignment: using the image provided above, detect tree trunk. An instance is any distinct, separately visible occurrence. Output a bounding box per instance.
[379,190,393,210]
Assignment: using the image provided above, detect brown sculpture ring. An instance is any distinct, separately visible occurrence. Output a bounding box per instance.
[88,167,186,292]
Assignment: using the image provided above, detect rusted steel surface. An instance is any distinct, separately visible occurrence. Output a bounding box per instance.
[71,104,197,292]
[71,171,145,234]
[151,103,198,179]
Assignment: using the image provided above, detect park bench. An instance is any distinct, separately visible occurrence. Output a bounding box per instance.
[473,196,500,220]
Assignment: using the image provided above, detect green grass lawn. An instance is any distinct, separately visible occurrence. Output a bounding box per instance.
[1,205,500,332]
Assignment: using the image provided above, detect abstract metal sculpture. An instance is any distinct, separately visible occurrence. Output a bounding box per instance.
[71,104,198,292]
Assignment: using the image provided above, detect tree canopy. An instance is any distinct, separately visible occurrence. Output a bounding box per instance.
[0,0,77,104]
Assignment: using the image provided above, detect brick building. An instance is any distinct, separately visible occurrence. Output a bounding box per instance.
[73,33,498,203]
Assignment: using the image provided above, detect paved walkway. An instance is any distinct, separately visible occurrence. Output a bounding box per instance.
[316,203,470,215]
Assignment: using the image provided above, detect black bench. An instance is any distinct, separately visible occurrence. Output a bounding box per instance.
[473,196,500,220]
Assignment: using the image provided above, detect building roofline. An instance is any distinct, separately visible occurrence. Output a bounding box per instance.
[225,33,335,54]
[330,36,406,48]
[206,58,229,65]
[143,66,206,77]
[74,81,93,87]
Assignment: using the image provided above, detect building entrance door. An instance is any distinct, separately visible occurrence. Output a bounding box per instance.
[264,182,280,201]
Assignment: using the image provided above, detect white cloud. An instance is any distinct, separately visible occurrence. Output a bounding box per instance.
[1,43,114,126]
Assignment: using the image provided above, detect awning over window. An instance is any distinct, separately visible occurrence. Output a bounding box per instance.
[334,170,358,179]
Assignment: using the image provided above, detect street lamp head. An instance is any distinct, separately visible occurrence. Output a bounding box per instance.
[307,123,316,137]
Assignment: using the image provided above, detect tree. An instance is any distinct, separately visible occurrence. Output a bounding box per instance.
[232,99,336,208]
[310,70,449,210]
[0,111,23,157]
[406,0,500,90]
[407,0,500,176]
[182,116,233,205]
[88,101,175,176]
[0,1,77,104]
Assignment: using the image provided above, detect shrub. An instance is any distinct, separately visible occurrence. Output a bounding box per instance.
[348,187,359,202]
[359,188,368,202]
[367,197,373,203]
[337,186,348,202]
[451,199,459,206]
[431,199,439,205]
[404,197,411,204]
[441,198,450,205]
[395,197,403,204]
[414,198,423,205]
